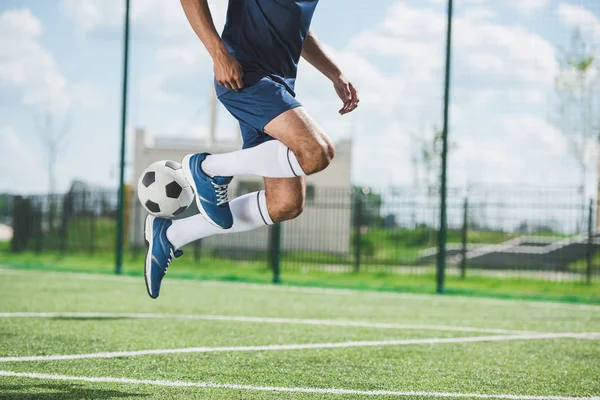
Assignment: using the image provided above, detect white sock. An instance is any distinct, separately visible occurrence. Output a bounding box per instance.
[201,140,305,178]
[166,190,273,250]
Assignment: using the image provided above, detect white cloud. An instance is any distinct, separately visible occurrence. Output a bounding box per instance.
[505,0,551,16]
[461,7,496,22]
[0,9,69,113]
[0,126,45,193]
[431,0,550,15]
[558,3,600,43]
[59,0,227,39]
[57,0,582,191]
[59,0,228,104]
[59,0,122,33]
[302,1,567,188]
[70,82,107,110]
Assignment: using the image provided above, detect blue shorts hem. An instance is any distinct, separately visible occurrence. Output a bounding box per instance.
[217,77,302,149]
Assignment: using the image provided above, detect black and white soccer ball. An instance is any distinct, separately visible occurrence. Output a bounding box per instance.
[137,160,194,218]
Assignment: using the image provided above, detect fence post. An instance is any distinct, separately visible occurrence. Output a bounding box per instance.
[354,194,362,273]
[194,240,202,263]
[436,0,454,294]
[270,223,281,284]
[11,196,25,253]
[90,203,96,255]
[132,199,140,258]
[34,204,42,254]
[59,194,70,256]
[460,197,468,280]
[586,199,593,285]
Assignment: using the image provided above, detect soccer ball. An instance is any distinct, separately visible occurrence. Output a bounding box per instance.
[137,160,194,218]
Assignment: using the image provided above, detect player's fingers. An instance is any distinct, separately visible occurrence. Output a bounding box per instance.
[229,79,240,92]
[350,96,359,112]
[235,77,244,91]
[340,99,350,114]
[350,84,359,104]
[224,82,233,91]
[343,85,352,102]
[342,96,353,114]
[340,102,351,115]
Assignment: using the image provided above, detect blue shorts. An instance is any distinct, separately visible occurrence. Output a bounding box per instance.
[217,77,302,149]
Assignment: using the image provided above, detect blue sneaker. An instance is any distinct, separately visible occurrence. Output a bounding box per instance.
[144,215,183,299]
[182,153,233,229]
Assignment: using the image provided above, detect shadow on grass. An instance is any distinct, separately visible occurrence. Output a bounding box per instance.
[0,383,148,399]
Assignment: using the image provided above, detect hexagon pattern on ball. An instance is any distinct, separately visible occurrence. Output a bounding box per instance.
[165,160,181,170]
[137,160,194,219]
[145,200,160,213]
[166,181,183,199]
[141,171,155,187]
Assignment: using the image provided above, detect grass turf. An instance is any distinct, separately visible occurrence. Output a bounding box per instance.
[0,267,598,399]
[2,244,599,304]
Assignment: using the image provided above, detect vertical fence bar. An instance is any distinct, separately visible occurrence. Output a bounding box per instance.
[194,240,201,263]
[34,204,43,254]
[270,223,281,284]
[11,196,23,253]
[354,193,362,273]
[460,197,468,280]
[90,199,96,255]
[586,199,593,285]
[59,194,68,256]
[436,0,454,294]
[115,0,131,275]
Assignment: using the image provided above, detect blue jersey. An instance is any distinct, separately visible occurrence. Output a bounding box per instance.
[217,0,319,97]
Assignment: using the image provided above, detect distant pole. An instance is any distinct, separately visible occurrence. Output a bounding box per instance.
[460,197,468,280]
[115,0,131,275]
[436,0,453,294]
[586,199,593,285]
[270,223,282,284]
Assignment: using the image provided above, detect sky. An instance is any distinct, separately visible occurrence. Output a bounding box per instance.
[0,0,599,196]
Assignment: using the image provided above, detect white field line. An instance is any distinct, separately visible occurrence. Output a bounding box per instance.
[2,266,599,312]
[0,371,598,400]
[0,312,537,335]
[1,333,598,363]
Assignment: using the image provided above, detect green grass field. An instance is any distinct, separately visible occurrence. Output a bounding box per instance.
[2,242,599,305]
[0,267,598,399]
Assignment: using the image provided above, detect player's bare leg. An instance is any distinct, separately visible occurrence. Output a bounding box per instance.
[263,176,306,223]
[263,107,335,176]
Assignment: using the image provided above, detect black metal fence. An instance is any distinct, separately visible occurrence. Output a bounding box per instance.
[7,186,599,283]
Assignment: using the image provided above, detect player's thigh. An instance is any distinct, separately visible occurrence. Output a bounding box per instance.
[263,176,306,219]
[263,106,331,155]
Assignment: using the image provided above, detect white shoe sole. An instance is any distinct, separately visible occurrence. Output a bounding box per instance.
[182,154,224,229]
[144,214,157,299]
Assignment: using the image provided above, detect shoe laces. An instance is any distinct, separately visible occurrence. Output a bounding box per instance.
[212,181,229,206]
[165,248,183,274]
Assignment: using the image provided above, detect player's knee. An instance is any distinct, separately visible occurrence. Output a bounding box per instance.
[298,139,335,175]
[269,195,305,222]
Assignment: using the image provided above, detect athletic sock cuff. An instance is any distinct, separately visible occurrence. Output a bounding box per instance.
[257,190,274,225]
[277,141,306,177]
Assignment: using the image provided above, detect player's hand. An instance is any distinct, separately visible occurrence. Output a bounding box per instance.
[213,49,244,92]
[333,75,359,115]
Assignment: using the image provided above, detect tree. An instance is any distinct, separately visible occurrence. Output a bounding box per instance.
[411,126,457,193]
[35,113,71,194]
[410,127,457,238]
[555,29,600,196]
[353,186,384,228]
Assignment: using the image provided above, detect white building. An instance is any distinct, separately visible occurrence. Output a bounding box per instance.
[131,128,353,254]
